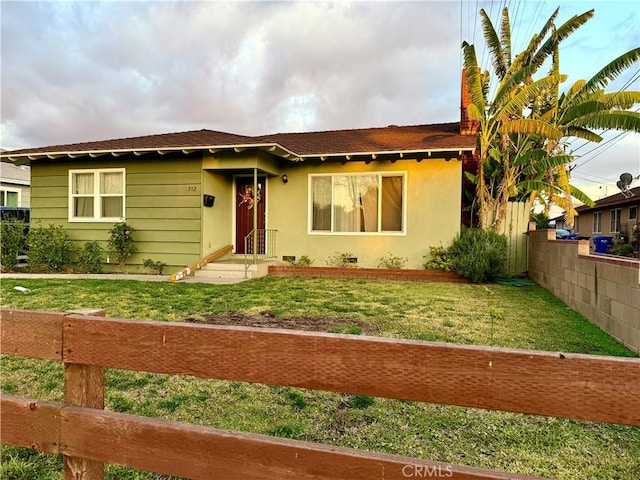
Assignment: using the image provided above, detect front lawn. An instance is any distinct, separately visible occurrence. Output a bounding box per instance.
[1,276,638,479]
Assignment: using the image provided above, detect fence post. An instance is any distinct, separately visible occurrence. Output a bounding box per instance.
[64,309,105,480]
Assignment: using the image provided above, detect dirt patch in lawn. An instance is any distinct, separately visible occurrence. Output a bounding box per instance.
[184,311,378,335]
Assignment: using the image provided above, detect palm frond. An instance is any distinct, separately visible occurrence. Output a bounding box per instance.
[565,126,603,142]
[573,110,640,133]
[560,100,606,124]
[521,155,574,175]
[499,119,563,140]
[500,7,512,70]
[527,7,559,55]
[498,74,566,118]
[515,7,559,75]
[467,103,484,122]
[530,10,594,70]
[462,43,487,113]
[480,9,507,79]
[581,47,640,96]
[569,185,595,207]
[516,179,556,196]
[512,148,547,167]
[493,64,537,108]
[464,171,478,184]
[565,79,586,101]
[599,91,640,109]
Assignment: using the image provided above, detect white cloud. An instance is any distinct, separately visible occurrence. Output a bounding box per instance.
[1,0,638,193]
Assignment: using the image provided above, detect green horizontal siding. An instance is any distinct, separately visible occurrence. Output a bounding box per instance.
[127,196,199,208]
[30,197,66,208]
[31,174,67,187]
[67,230,199,243]
[30,157,205,269]
[127,207,201,220]
[133,242,201,255]
[127,172,201,185]
[127,185,201,196]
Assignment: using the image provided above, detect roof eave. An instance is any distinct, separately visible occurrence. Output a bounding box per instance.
[1,144,476,165]
[0,142,304,164]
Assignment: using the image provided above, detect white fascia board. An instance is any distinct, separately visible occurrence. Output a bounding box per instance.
[299,147,476,159]
[0,142,302,162]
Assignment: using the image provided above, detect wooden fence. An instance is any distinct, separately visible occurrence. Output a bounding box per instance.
[483,201,530,276]
[1,308,639,480]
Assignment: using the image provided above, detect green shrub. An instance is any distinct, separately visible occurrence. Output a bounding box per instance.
[108,222,136,272]
[0,220,28,270]
[286,255,314,267]
[326,251,358,268]
[610,243,634,256]
[78,241,104,273]
[530,212,550,229]
[377,252,407,269]
[423,244,453,271]
[27,223,76,271]
[448,228,507,282]
[143,258,167,275]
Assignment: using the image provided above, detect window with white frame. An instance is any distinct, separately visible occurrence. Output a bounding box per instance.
[310,173,405,234]
[0,188,21,207]
[610,208,621,233]
[593,212,602,233]
[69,168,125,221]
[629,206,637,221]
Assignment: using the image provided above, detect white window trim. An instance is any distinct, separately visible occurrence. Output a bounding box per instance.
[0,187,22,207]
[593,212,602,234]
[610,208,621,233]
[68,168,126,222]
[307,171,407,236]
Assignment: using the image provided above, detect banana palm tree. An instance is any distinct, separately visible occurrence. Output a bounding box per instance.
[463,7,640,229]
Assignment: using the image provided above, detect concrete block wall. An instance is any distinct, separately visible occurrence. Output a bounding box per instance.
[529,229,640,353]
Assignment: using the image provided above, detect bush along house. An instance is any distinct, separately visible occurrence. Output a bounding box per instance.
[1,77,478,278]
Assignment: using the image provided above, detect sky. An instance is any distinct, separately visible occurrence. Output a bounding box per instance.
[1,0,639,201]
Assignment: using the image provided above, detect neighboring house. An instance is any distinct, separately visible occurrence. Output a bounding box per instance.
[0,82,478,271]
[572,186,640,243]
[0,161,30,207]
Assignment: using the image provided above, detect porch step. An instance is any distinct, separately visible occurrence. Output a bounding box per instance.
[194,260,274,280]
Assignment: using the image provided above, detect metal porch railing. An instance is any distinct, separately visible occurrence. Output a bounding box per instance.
[244,229,277,278]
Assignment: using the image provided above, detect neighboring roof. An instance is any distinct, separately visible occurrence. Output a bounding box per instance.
[0,161,30,185]
[0,122,476,165]
[576,186,640,213]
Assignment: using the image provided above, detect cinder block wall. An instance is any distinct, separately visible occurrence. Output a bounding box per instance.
[528,229,640,353]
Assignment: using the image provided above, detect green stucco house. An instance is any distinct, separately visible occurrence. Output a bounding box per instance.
[1,84,478,276]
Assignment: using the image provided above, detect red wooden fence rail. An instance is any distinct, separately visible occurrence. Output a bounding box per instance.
[2,308,639,480]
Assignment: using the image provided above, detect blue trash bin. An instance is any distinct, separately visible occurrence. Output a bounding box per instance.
[593,236,613,253]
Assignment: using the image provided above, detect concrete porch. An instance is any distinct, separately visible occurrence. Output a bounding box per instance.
[193,258,279,281]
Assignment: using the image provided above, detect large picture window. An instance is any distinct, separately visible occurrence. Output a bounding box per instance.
[310,173,405,234]
[69,168,125,222]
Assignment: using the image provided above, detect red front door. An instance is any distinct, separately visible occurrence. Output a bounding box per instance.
[235,176,266,254]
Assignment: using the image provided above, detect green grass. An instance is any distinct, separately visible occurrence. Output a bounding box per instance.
[1,276,638,480]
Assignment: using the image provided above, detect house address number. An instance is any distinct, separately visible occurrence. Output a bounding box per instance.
[187,185,198,192]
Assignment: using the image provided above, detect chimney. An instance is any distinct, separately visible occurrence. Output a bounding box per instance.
[460,68,479,135]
